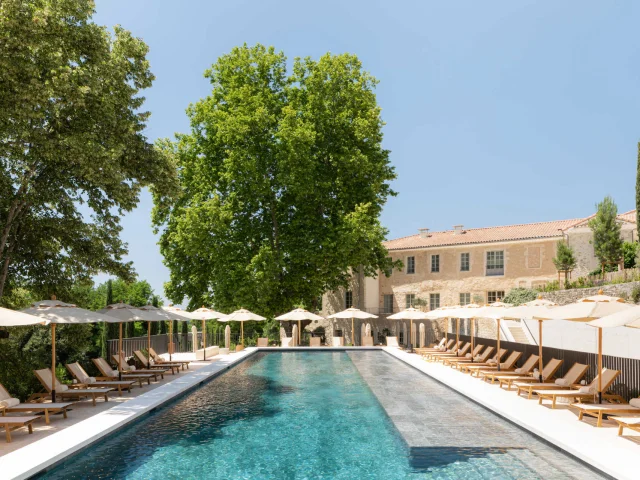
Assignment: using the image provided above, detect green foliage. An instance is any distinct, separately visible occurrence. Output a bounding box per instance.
[632,285,640,304]
[622,241,639,269]
[502,288,538,306]
[588,196,624,273]
[153,44,401,314]
[552,241,577,284]
[538,280,560,292]
[0,0,178,301]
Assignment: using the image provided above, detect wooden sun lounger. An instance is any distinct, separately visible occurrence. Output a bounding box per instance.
[535,369,621,409]
[498,358,563,390]
[112,354,167,380]
[572,402,640,427]
[149,348,190,369]
[66,362,135,396]
[480,354,539,384]
[428,343,471,362]
[0,409,41,443]
[456,349,507,372]
[442,345,484,366]
[422,341,463,360]
[133,350,181,374]
[611,416,640,435]
[92,358,153,386]
[32,369,113,406]
[514,363,589,399]
[448,347,496,368]
[1,383,74,425]
[468,351,522,378]
[415,338,450,353]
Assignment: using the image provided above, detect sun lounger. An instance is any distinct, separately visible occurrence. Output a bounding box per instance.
[513,362,589,399]
[309,337,321,347]
[422,341,463,359]
[257,338,269,347]
[32,369,113,406]
[66,362,135,396]
[457,349,507,372]
[498,358,563,390]
[428,343,471,362]
[133,351,180,374]
[112,354,167,380]
[0,410,41,443]
[415,338,451,353]
[149,348,190,369]
[442,345,485,366]
[535,368,621,409]
[1,383,74,424]
[386,336,400,348]
[93,357,153,385]
[465,351,522,377]
[571,399,640,427]
[480,354,539,383]
[447,347,495,368]
[610,416,640,435]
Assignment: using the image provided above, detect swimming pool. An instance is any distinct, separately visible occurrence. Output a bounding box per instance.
[37,351,604,479]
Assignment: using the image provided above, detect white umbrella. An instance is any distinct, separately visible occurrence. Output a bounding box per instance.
[276,308,324,346]
[136,304,185,363]
[160,305,195,360]
[221,308,266,346]
[98,303,147,378]
[536,292,632,402]
[388,308,428,352]
[501,297,558,381]
[328,308,377,346]
[24,298,118,401]
[0,307,50,327]
[189,307,227,360]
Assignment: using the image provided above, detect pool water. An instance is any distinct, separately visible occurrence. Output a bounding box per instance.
[37,352,604,479]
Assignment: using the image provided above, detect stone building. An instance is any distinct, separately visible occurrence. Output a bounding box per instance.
[321,211,637,345]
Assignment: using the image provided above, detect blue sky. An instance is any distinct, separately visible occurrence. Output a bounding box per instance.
[93,0,640,302]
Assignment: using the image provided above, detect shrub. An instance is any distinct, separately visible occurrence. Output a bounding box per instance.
[503,288,538,306]
[631,285,640,304]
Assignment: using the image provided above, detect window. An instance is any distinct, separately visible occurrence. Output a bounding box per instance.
[486,250,504,276]
[429,293,440,310]
[407,256,415,274]
[383,294,394,314]
[459,293,471,305]
[345,291,353,308]
[460,253,470,272]
[431,254,440,273]
[487,291,505,304]
[405,294,415,308]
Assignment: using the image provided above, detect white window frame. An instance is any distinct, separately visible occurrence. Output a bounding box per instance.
[460,252,470,272]
[431,254,440,273]
[405,294,415,309]
[487,291,505,304]
[429,293,440,310]
[459,293,471,305]
[486,250,505,276]
[406,256,416,274]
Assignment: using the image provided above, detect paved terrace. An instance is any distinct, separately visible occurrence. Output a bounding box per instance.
[383,347,639,480]
[0,350,254,480]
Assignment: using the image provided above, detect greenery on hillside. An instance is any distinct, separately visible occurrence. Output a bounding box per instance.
[153,44,401,314]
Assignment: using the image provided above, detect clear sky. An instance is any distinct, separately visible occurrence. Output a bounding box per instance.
[93,0,640,302]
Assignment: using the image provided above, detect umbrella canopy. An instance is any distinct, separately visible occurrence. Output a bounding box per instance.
[97,302,147,321]
[221,308,266,346]
[161,305,196,320]
[276,308,324,347]
[536,293,632,402]
[585,304,640,328]
[23,299,118,403]
[328,308,377,347]
[189,307,226,360]
[0,307,50,327]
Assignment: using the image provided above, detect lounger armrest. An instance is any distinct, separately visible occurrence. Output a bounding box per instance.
[67,384,87,389]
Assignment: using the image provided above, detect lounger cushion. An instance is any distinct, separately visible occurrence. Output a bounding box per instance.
[515,367,523,373]
[487,359,497,365]
[578,385,595,394]
[629,398,640,408]
[465,353,472,358]
[555,378,570,386]
[0,397,20,408]
[57,384,69,392]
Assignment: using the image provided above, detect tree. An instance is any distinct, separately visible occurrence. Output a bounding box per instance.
[0,0,178,300]
[588,196,624,275]
[552,240,577,284]
[153,44,400,314]
[622,241,640,269]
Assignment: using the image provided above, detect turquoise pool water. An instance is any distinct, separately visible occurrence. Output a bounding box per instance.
[37,352,603,479]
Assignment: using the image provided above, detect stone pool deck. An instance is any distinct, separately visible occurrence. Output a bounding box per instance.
[0,349,254,480]
[383,347,638,480]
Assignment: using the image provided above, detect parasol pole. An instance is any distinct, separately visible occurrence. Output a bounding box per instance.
[598,327,603,404]
[455,318,460,356]
[147,321,152,366]
[497,318,501,371]
[470,318,474,363]
[352,317,355,346]
[241,320,244,346]
[298,319,302,346]
[118,322,123,381]
[202,319,207,360]
[51,323,57,403]
[538,319,543,382]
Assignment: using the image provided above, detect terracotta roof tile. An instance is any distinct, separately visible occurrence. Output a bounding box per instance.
[384,218,582,251]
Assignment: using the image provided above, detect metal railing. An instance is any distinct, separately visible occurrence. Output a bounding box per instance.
[449,333,640,401]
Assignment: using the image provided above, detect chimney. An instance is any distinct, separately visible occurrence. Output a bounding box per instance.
[418,228,430,238]
[453,225,464,235]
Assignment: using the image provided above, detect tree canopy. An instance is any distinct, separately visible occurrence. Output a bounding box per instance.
[153,44,400,314]
[552,240,577,284]
[0,0,178,300]
[588,195,623,273]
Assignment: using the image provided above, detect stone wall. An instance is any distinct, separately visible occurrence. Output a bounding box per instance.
[539,282,640,305]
